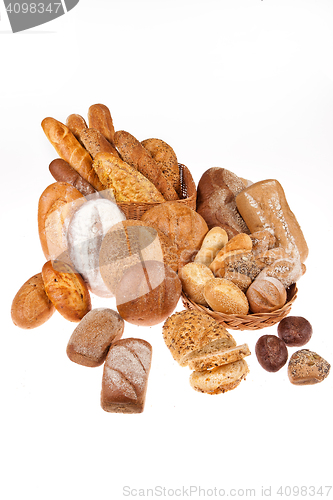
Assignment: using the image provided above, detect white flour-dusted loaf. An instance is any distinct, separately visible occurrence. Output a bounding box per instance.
[101,338,152,414]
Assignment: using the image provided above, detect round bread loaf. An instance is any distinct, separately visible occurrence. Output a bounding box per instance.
[277,316,313,347]
[116,260,182,326]
[178,262,214,306]
[67,198,126,297]
[11,273,55,329]
[66,308,124,367]
[204,278,249,315]
[255,334,288,372]
[99,220,178,295]
[141,201,208,268]
[246,276,287,313]
[38,182,86,260]
[189,359,249,394]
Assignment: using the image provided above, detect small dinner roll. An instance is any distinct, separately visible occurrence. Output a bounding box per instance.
[178,262,214,305]
[204,278,249,315]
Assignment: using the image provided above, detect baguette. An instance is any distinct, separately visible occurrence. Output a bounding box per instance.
[41,117,105,191]
[49,158,97,197]
[66,114,87,140]
[79,128,119,158]
[88,104,115,146]
[114,130,179,201]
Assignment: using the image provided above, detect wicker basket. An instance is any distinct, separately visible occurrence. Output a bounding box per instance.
[116,164,197,220]
[181,283,298,331]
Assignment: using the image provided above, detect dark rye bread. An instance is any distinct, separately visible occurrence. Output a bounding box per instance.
[101,338,152,413]
[162,310,236,367]
[196,168,249,239]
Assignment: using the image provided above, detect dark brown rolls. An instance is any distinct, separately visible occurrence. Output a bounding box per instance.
[277,316,313,347]
[255,334,288,372]
[116,260,182,326]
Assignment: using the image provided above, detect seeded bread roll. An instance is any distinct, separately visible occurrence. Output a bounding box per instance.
[79,128,119,159]
[196,167,249,238]
[288,350,330,385]
[209,233,252,275]
[194,227,229,267]
[190,359,249,394]
[162,310,236,367]
[101,338,152,413]
[187,343,251,371]
[66,308,124,367]
[204,278,249,315]
[178,262,215,306]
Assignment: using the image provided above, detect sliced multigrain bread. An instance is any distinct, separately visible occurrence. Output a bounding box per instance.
[187,343,251,371]
[190,359,249,394]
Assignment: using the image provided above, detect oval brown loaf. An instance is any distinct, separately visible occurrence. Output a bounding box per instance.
[88,104,116,146]
[49,159,97,197]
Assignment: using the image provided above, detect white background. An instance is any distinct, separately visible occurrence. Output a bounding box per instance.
[1,1,333,499]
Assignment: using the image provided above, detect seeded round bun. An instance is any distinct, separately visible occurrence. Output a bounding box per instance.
[203,278,249,315]
[288,350,331,385]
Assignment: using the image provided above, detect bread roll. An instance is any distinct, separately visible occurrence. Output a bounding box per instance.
[246,276,287,313]
[141,201,209,268]
[41,117,105,191]
[49,159,97,197]
[67,198,126,297]
[162,310,236,367]
[209,233,252,275]
[236,179,308,262]
[66,308,124,367]
[114,130,179,201]
[101,338,152,413]
[190,359,249,394]
[66,114,87,140]
[222,271,252,292]
[196,167,249,238]
[204,278,249,315]
[99,220,178,294]
[178,262,214,306]
[42,261,91,322]
[116,260,182,326]
[194,227,228,267]
[11,273,55,329]
[288,350,330,385]
[38,182,86,260]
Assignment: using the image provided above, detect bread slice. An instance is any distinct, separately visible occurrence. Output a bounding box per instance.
[187,343,251,371]
[190,359,249,394]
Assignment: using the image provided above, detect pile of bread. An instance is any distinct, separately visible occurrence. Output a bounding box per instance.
[10,102,320,412]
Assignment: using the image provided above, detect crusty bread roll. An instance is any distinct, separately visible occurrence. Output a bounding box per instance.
[38,182,86,261]
[236,179,308,262]
[178,262,215,306]
[190,359,249,394]
[194,227,228,267]
[67,198,126,297]
[222,270,252,292]
[114,130,179,201]
[187,343,251,372]
[246,276,287,313]
[141,201,209,268]
[116,260,182,326]
[209,233,252,275]
[11,273,55,329]
[101,338,152,413]
[204,278,249,315]
[99,220,178,295]
[66,308,124,367]
[41,117,105,191]
[196,167,249,238]
[162,310,236,367]
[250,230,276,256]
[288,350,330,385]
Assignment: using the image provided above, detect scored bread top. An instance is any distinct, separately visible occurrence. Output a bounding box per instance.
[162,310,235,367]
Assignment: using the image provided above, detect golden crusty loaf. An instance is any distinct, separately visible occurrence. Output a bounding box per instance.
[196,167,250,238]
[99,220,178,295]
[114,130,179,201]
[79,128,119,159]
[101,338,152,413]
[41,117,105,191]
[141,202,208,268]
[66,308,124,367]
[204,278,250,315]
[92,152,165,203]
[38,182,86,260]
[236,179,308,262]
[162,310,236,367]
[187,343,251,372]
[190,359,249,394]
[88,104,115,146]
[141,138,181,197]
[11,273,55,329]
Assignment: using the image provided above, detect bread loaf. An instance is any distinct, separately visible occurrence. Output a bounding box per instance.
[79,128,119,158]
[88,104,115,146]
[101,338,152,413]
[196,168,249,238]
[114,130,179,201]
[187,343,251,371]
[236,179,308,262]
[92,152,165,203]
[49,159,97,197]
[190,359,249,394]
[41,117,105,191]
[66,114,88,140]
[66,308,124,367]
